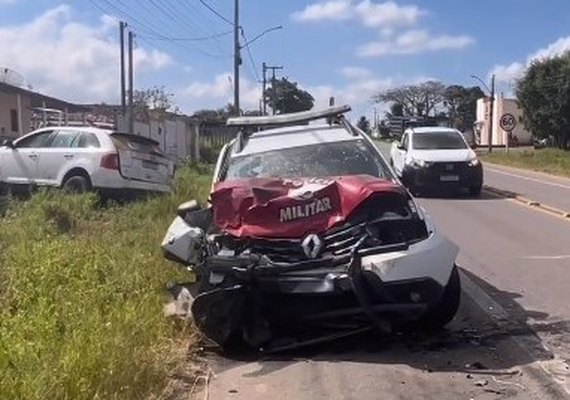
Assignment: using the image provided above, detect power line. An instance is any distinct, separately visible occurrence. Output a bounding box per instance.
[199,0,233,26]
[151,0,233,69]
[240,28,260,83]
[91,0,229,59]
[139,30,233,42]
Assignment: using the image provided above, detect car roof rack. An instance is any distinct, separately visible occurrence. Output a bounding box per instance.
[228,105,359,154]
[227,104,352,127]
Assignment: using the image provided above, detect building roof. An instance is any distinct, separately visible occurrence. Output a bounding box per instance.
[235,124,360,157]
[0,82,88,113]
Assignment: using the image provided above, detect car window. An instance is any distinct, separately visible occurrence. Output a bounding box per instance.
[49,130,80,148]
[412,131,467,150]
[15,131,54,148]
[111,134,164,155]
[73,132,100,148]
[226,139,393,180]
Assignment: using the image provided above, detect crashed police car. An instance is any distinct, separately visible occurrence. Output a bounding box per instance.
[162,105,460,352]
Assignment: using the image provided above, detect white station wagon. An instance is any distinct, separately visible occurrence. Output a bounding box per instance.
[0,127,174,197]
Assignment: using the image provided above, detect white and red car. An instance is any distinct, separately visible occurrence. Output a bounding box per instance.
[161,105,460,352]
[0,127,174,197]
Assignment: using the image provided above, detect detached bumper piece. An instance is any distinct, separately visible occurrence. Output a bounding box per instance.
[191,241,444,353]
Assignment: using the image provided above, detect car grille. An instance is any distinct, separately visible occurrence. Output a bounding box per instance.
[430,162,469,174]
[238,195,428,263]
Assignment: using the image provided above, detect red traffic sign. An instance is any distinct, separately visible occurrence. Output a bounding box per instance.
[499,113,517,132]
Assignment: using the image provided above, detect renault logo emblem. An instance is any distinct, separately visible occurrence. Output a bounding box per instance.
[302,234,323,259]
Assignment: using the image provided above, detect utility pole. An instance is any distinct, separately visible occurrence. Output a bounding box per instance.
[128,30,134,134]
[265,65,283,115]
[233,0,241,116]
[119,21,127,117]
[488,74,495,153]
[373,107,378,132]
[262,62,267,115]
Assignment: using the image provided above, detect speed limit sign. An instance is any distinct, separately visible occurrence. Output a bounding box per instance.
[500,113,517,132]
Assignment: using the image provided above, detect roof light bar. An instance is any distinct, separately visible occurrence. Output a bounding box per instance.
[226,105,352,127]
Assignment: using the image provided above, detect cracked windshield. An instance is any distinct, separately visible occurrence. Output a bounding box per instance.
[1,1,570,399]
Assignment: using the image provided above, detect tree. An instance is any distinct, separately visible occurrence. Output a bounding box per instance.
[443,85,484,131]
[192,104,259,123]
[265,78,315,114]
[374,80,445,118]
[517,53,570,149]
[133,86,178,122]
[390,103,404,117]
[356,116,371,133]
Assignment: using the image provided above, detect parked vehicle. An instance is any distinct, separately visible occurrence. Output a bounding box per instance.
[161,105,460,353]
[389,127,483,196]
[0,127,174,197]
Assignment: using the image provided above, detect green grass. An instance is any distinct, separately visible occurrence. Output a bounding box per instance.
[481,148,570,178]
[0,164,212,400]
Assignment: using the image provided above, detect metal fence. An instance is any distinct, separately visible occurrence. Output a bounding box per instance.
[198,124,237,150]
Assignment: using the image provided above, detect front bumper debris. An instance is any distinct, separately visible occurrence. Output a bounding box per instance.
[189,233,457,352]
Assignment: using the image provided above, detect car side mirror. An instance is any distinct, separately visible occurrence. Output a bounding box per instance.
[397,143,406,151]
[1,139,14,149]
[177,200,201,219]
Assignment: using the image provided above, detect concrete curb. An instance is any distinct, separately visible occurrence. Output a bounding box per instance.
[483,185,570,219]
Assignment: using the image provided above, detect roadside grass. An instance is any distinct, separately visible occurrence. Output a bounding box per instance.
[0,164,212,400]
[481,148,570,178]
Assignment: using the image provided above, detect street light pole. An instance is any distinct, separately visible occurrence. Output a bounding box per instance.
[488,74,495,153]
[471,74,495,153]
[233,0,240,116]
[262,62,267,115]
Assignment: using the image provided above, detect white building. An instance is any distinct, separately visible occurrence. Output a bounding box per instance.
[475,96,532,146]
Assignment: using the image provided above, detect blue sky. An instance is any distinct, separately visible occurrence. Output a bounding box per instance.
[1,0,570,119]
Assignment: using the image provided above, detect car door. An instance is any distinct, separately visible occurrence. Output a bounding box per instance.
[0,130,54,185]
[392,133,409,176]
[36,130,80,185]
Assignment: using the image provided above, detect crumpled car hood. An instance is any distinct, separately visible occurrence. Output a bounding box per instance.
[210,175,406,239]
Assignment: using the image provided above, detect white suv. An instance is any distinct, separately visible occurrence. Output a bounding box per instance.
[0,127,174,197]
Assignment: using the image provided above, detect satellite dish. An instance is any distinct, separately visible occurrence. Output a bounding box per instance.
[0,67,26,88]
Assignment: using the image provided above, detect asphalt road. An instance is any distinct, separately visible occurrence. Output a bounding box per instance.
[484,163,570,212]
[189,144,570,399]
[192,192,570,400]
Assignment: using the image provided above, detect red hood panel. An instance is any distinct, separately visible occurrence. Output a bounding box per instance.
[211,175,406,239]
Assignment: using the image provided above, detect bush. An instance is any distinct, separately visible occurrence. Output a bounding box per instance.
[0,166,212,400]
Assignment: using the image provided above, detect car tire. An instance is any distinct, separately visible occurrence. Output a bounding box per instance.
[469,185,482,197]
[420,265,461,330]
[62,175,91,194]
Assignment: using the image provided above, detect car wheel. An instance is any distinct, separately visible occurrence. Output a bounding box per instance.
[469,184,482,197]
[62,175,91,193]
[420,265,461,330]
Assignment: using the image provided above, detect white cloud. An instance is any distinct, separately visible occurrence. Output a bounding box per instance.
[355,0,424,28]
[491,36,570,84]
[184,73,261,111]
[181,69,395,117]
[340,66,372,79]
[0,5,172,103]
[358,29,474,57]
[293,2,472,58]
[293,0,424,28]
[292,0,352,22]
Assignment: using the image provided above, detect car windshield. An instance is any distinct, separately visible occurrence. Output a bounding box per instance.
[225,139,393,180]
[412,131,467,150]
